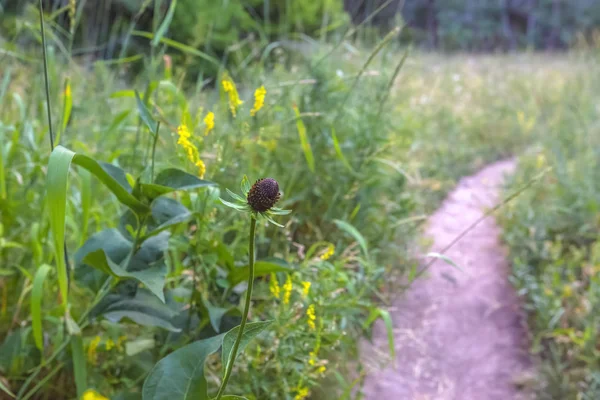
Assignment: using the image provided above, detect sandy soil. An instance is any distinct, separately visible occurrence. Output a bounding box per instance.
[360,159,533,400]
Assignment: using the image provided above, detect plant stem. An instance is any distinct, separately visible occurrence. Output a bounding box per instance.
[39,0,54,150]
[214,217,257,400]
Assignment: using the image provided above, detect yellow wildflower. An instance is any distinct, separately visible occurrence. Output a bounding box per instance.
[562,285,573,298]
[222,77,243,117]
[317,365,326,374]
[269,273,281,299]
[195,159,206,179]
[301,281,311,298]
[294,387,309,400]
[177,124,198,163]
[250,85,266,116]
[282,275,292,305]
[105,338,115,351]
[204,111,215,136]
[82,389,109,400]
[320,244,335,261]
[87,336,101,365]
[308,351,317,366]
[306,304,316,330]
[117,335,127,352]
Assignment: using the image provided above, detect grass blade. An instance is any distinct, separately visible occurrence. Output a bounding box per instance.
[363,307,395,361]
[333,219,369,258]
[331,127,354,173]
[31,264,52,351]
[70,334,87,398]
[293,105,315,173]
[0,376,15,398]
[152,0,177,47]
[131,30,220,66]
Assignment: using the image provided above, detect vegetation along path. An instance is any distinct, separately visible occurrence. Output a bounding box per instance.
[362,159,533,400]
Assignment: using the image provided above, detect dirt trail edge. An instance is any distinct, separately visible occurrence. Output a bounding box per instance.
[361,159,532,400]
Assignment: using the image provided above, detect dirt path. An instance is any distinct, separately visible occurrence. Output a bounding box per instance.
[361,159,532,400]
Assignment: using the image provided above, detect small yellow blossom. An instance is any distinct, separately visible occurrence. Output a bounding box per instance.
[282,275,292,305]
[87,336,101,365]
[195,159,206,179]
[301,281,311,298]
[269,273,280,299]
[204,111,215,135]
[294,387,309,400]
[82,389,109,400]
[320,244,335,261]
[317,365,327,374]
[117,335,127,352]
[306,304,316,330]
[105,338,115,351]
[562,285,573,298]
[308,351,317,366]
[222,77,243,117]
[250,85,266,116]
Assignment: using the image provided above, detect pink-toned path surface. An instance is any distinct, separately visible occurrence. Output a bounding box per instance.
[361,160,532,400]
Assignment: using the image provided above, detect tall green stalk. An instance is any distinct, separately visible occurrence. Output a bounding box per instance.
[214,217,257,400]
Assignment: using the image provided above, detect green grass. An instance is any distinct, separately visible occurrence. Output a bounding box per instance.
[499,49,600,399]
[1,8,598,398]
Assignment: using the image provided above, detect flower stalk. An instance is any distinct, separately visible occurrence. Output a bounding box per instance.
[215,216,257,400]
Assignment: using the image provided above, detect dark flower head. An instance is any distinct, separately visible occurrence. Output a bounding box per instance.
[247,178,280,212]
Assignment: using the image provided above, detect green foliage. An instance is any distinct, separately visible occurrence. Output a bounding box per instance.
[499,53,600,398]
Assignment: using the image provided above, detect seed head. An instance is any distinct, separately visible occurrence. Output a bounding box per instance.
[247,178,280,212]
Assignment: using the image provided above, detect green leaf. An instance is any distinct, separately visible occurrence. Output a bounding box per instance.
[218,397,248,400]
[228,260,292,287]
[293,105,315,173]
[61,78,72,134]
[198,298,238,333]
[0,380,15,398]
[333,219,369,258]
[83,249,167,302]
[142,334,224,400]
[219,198,249,211]
[92,289,180,332]
[31,264,52,351]
[125,338,156,356]
[331,127,354,173]
[363,308,395,360]
[131,30,220,66]
[135,90,157,134]
[152,0,177,47]
[153,168,215,192]
[98,161,133,192]
[221,321,273,372]
[71,334,87,399]
[226,188,246,203]
[426,252,464,272]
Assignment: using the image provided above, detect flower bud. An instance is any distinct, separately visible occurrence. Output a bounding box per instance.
[247,178,280,212]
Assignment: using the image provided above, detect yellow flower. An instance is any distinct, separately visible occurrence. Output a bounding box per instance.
[87,336,101,365]
[320,244,335,261]
[82,389,109,400]
[294,387,309,400]
[177,124,198,164]
[117,335,127,352]
[536,153,546,169]
[250,85,266,116]
[204,111,215,135]
[317,365,326,374]
[301,281,311,298]
[308,351,317,366]
[222,77,243,117]
[269,273,281,299]
[306,304,316,330]
[105,338,114,351]
[282,275,292,305]
[195,159,206,179]
[562,285,573,298]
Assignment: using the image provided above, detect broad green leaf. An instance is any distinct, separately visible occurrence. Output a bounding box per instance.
[333,219,369,258]
[31,264,52,350]
[152,0,177,47]
[92,289,180,332]
[83,249,167,302]
[71,334,87,398]
[426,252,464,272]
[153,168,215,192]
[293,105,315,172]
[142,334,224,400]
[363,308,395,360]
[125,338,156,356]
[80,168,92,246]
[198,298,238,333]
[221,321,273,372]
[228,260,292,287]
[99,161,133,192]
[135,90,157,134]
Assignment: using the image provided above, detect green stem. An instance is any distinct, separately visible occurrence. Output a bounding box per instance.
[215,217,256,400]
[39,0,54,150]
